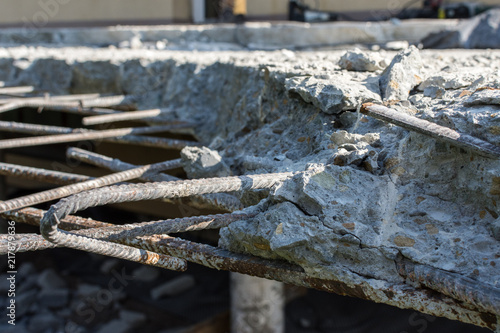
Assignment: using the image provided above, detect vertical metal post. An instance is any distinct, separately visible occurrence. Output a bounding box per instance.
[230,272,285,333]
[192,0,206,23]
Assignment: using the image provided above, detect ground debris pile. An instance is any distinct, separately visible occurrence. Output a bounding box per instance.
[1,44,499,330]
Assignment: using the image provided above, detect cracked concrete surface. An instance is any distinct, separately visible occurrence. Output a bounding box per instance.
[1,44,499,329]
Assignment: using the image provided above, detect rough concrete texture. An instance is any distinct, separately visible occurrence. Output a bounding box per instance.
[422,9,500,49]
[1,45,499,329]
[339,48,388,72]
[380,45,423,101]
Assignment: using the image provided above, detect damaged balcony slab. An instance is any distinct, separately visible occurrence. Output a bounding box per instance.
[0,45,499,330]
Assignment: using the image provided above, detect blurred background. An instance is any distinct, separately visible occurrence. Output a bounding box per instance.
[0,0,498,27]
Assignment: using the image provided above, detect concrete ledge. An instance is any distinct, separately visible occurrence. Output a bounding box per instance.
[0,19,459,49]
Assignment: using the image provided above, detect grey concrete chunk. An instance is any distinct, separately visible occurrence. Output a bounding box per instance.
[339,49,386,72]
[181,146,231,178]
[379,46,423,101]
[36,268,66,290]
[423,86,445,99]
[286,74,381,114]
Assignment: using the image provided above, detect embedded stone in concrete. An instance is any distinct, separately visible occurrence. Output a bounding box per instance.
[423,86,445,99]
[181,146,231,178]
[338,49,386,72]
[379,46,423,101]
[285,74,381,114]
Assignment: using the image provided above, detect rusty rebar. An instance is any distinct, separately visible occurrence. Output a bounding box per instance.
[82,108,175,125]
[0,206,495,328]
[0,94,134,114]
[0,120,200,150]
[0,162,92,185]
[0,123,195,149]
[121,235,496,329]
[0,158,184,213]
[396,256,500,315]
[38,172,291,270]
[1,206,258,254]
[0,206,113,230]
[0,86,34,95]
[361,103,500,158]
[67,147,179,182]
[67,147,243,211]
[0,231,186,270]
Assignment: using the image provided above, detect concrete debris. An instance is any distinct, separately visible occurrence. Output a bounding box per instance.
[338,49,387,72]
[379,45,423,101]
[150,274,196,300]
[16,290,37,318]
[100,258,121,275]
[37,288,70,308]
[286,74,381,114]
[180,146,231,178]
[36,268,66,290]
[119,309,147,325]
[96,320,132,333]
[27,312,61,332]
[132,265,160,282]
[422,9,500,49]
[76,283,102,297]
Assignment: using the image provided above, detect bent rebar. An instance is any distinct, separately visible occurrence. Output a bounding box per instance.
[39,173,292,269]
[396,256,500,315]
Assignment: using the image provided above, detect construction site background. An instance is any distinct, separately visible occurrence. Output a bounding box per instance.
[1,0,499,26]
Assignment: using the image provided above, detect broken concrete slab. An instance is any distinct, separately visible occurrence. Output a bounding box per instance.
[1,45,499,330]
